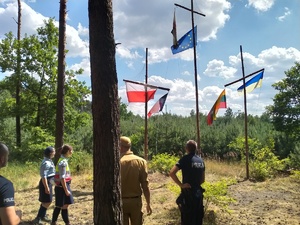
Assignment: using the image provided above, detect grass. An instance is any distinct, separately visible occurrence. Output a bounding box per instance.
[1,158,299,224]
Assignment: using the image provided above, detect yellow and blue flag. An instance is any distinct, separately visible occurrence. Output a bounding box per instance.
[237,70,264,94]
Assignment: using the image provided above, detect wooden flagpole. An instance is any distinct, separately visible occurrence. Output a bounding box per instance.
[145,48,149,160]
[224,45,264,179]
[174,0,205,155]
[240,45,250,179]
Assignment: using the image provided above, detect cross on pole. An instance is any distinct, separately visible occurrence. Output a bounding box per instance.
[224,45,264,179]
[175,0,205,155]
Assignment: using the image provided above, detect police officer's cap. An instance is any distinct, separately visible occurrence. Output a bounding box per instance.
[44,146,54,156]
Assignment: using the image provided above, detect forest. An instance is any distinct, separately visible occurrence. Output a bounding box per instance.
[0,18,299,172]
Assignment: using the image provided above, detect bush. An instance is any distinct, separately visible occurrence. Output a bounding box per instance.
[69,151,93,174]
[202,178,236,213]
[290,170,300,183]
[289,144,300,169]
[250,145,286,181]
[148,153,178,175]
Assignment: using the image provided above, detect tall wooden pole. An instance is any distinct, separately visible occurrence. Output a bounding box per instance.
[175,1,205,155]
[144,48,149,160]
[190,0,201,154]
[240,45,250,179]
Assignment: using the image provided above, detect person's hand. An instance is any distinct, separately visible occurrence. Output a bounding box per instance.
[146,204,152,215]
[65,190,71,196]
[16,210,22,220]
[45,187,50,194]
[180,183,191,189]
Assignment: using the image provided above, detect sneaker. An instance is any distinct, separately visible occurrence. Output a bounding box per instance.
[33,217,43,225]
[41,215,51,222]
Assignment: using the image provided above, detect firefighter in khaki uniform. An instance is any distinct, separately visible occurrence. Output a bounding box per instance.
[120,136,152,225]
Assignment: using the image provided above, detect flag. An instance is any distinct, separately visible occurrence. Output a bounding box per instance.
[125,81,157,103]
[237,70,264,94]
[171,11,178,47]
[171,26,197,54]
[147,93,168,118]
[207,89,227,125]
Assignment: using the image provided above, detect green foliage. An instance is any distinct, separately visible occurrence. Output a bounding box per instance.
[0,18,91,147]
[288,143,300,169]
[167,177,236,214]
[250,142,287,181]
[202,179,236,213]
[66,121,93,153]
[0,29,298,176]
[267,62,300,141]
[69,151,93,174]
[228,137,287,181]
[1,161,39,190]
[290,170,300,182]
[148,153,178,175]
[10,127,55,162]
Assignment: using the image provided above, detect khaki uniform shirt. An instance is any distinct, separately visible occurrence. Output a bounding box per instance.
[120,150,149,198]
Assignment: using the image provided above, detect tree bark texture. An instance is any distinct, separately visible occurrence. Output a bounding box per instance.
[89,0,122,224]
[55,0,67,163]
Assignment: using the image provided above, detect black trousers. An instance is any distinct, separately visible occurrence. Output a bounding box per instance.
[176,189,204,225]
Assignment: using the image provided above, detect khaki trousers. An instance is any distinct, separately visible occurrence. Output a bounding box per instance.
[122,197,143,225]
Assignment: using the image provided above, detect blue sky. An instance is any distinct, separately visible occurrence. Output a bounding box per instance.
[0,0,299,117]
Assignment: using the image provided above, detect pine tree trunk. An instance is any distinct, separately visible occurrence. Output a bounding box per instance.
[55,0,67,163]
[89,0,122,224]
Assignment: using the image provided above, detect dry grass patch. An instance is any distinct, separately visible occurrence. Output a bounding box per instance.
[3,160,300,224]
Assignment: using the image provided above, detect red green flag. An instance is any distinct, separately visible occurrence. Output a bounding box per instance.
[207,89,227,125]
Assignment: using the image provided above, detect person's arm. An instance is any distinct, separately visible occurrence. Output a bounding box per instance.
[200,171,205,185]
[40,161,50,194]
[41,177,50,194]
[169,165,191,189]
[58,160,70,196]
[0,206,21,225]
[140,161,152,215]
[142,185,152,215]
[61,178,70,196]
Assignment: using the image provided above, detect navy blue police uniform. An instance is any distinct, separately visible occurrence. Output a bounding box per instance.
[0,176,16,225]
[176,152,205,225]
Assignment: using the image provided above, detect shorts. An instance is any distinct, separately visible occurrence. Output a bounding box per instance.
[38,177,54,203]
[54,183,74,207]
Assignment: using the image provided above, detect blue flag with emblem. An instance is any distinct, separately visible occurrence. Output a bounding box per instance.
[171,26,197,54]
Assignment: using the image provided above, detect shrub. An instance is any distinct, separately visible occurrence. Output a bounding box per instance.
[148,153,178,175]
[250,144,286,181]
[290,170,300,183]
[69,151,93,174]
[202,178,236,213]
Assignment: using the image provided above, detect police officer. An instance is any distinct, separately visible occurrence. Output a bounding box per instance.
[51,145,74,225]
[169,140,205,225]
[33,146,56,225]
[0,142,22,225]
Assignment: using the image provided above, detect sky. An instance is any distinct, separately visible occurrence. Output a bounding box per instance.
[0,0,299,118]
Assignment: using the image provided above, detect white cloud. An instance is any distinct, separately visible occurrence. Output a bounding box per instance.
[277,7,291,21]
[0,2,89,59]
[67,58,90,78]
[246,0,275,12]
[113,0,231,63]
[182,71,191,76]
[204,59,237,79]
[77,23,89,37]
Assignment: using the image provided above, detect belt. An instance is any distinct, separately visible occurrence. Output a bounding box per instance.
[122,196,140,199]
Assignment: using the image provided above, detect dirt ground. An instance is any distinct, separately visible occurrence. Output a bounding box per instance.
[16,172,300,225]
[217,177,300,225]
